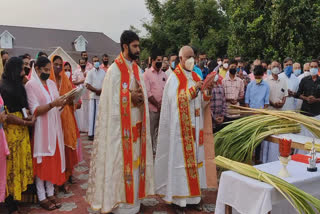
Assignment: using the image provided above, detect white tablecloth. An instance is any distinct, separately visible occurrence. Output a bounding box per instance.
[215,161,320,214]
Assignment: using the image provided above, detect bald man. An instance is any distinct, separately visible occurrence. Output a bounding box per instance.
[154,46,217,213]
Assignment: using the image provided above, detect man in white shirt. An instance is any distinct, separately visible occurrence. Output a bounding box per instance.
[279,57,300,110]
[85,56,106,140]
[262,61,288,163]
[266,61,288,110]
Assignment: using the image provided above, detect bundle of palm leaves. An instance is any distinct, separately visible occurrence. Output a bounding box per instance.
[215,106,320,163]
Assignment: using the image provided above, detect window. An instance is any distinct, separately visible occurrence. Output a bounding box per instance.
[74,35,88,52]
[0,30,15,49]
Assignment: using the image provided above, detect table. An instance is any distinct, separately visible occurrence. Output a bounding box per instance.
[215,161,320,214]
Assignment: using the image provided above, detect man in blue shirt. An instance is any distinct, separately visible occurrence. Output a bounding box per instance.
[245,65,270,109]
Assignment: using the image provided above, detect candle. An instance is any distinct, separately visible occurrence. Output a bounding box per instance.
[279,138,292,157]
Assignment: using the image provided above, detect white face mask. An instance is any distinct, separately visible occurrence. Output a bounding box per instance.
[65,71,71,78]
[223,63,228,69]
[185,57,195,71]
[214,74,219,82]
[217,61,222,66]
[271,67,280,74]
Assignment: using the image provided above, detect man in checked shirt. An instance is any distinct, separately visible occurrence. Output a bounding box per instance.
[210,73,227,132]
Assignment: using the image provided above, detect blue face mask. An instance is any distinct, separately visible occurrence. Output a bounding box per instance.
[171,61,175,69]
[284,66,293,78]
[94,62,100,68]
[267,69,272,75]
[293,69,301,77]
[310,68,319,76]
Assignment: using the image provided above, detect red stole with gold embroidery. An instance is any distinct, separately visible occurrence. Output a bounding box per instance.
[115,53,147,204]
[173,64,201,196]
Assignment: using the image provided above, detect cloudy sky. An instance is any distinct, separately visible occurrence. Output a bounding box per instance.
[0,0,152,42]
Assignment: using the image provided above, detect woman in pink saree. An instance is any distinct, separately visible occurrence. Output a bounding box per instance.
[0,95,9,202]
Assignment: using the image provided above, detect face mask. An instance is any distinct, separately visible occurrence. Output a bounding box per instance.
[223,63,228,69]
[229,68,237,75]
[310,68,319,76]
[94,62,100,68]
[128,46,139,60]
[80,65,86,70]
[65,71,71,78]
[83,57,88,62]
[155,62,162,70]
[217,61,222,66]
[24,67,30,76]
[271,67,280,74]
[103,61,109,66]
[185,57,195,71]
[54,66,62,74]
[214,74,219,82]
[40,72,50,81]
[267,69,272,75]
[284,66,293,78]
[171,61,175,69]
[293,69,301,76]
[255,78,262,84]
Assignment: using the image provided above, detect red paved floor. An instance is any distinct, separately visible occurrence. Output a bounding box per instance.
[0,134,217,214]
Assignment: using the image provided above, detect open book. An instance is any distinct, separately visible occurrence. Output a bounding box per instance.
[59,86,85,104]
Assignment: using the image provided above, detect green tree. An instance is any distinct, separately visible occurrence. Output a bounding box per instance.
[141,0,228,60]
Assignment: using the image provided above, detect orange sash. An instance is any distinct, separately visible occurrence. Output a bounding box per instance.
[115,53,147,204]
[173,64,201,196]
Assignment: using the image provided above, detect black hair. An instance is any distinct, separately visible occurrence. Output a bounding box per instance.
[35,56,51,69]
[169,54,177,61]
[52,55,63,63]
[283,57,293,64]
[120,30,139,52]
[223,56,229,60]
[151,49,162,61]
[208,60,218,72]
[24,53,31,58]
[0,50,8,57]
[0,57,29,112]
[311,59,319,66]
[92,56,99,60]
[2,57,23,82]
[64,62,71,68]
[199,51,206,56]
[229,59,237,66]
[102,54,109,58]
[253,65,264,76]
[81,51,87,56]
[38,51,48,58]
[19,55,29,60]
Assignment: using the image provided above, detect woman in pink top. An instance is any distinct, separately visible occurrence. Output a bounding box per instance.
[0,95,9,202]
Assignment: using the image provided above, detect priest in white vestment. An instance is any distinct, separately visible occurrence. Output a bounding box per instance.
[155,46,218,213]
[86,30,154,214]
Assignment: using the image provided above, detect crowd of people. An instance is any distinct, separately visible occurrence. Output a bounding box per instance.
[0,28,320,214]
[0,49,107,213]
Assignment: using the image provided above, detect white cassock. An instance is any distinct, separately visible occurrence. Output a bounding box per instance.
[155,64,215,207]
[86,54,154,214]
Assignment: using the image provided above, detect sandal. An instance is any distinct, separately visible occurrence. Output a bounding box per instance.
[39,198,56,211]
[48,196,62,209]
